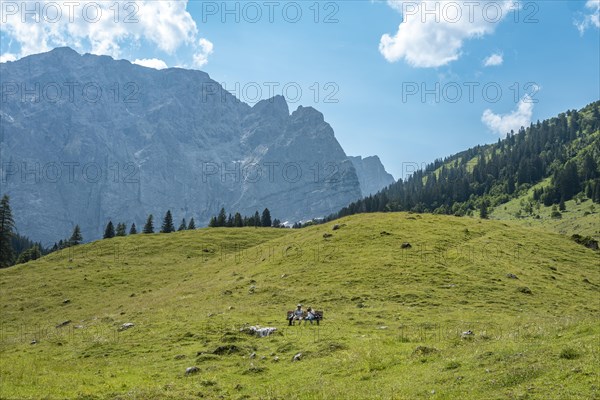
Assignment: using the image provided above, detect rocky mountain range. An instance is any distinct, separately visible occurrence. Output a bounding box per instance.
[0,47,394,244]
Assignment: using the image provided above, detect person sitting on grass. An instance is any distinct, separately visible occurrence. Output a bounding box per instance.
[289,304,304,325]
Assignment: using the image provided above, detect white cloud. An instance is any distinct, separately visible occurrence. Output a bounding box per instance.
[483,52,503,67]
[380,1,515,68]
[0,53,17,63]
[0,1,213,68]
[481,95,534,137]
[575,0,600,35]
[193,38,214,68]
[133,58,168,70]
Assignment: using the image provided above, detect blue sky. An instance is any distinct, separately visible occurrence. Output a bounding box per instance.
[1,1,599,179]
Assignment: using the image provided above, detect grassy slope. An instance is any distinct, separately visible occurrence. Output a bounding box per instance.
[1,213,599,400]
[490,179,600,240]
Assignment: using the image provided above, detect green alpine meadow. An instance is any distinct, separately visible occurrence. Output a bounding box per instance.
[1,212,598,399]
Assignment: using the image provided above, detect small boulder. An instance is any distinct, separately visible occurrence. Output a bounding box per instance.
[56,320,71,328]
[119,322,135,331]
[506,273,518,279]
[332,224,340,231]
[62,299,71,304]
[401,242,412,249]
[30,339,37,345]
[380,231,391,236]
[461,330,474,338]
[185,366,200,376]
[292,352,302,362]
[517,286,533,295]
[273,356,280,362]
[323,233,333,238]
[249,352,256,359]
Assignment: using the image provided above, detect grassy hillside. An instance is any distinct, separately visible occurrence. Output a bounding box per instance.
[1,213,599,399]
[491,179,600,239]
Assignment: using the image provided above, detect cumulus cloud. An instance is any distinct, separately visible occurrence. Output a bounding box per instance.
[481,95,534,137]
[380,0,515,68]
[483,52,503,67]
[575,0,600,35]
[193,38,214,68]
[0,53,17,63]
[133,58,168,70]
[0,1,213,67]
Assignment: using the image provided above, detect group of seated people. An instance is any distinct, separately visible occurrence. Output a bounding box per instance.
[288,304,318,325]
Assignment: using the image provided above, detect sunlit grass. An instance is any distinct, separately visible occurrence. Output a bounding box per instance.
[1,213,598,399]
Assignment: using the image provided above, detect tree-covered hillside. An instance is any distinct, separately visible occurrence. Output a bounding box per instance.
[333,101,600,219]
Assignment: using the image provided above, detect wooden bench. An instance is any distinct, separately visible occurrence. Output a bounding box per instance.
[287,310,323,325]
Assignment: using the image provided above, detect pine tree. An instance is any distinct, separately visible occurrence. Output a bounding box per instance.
[178,218,187,231]
[234,213,243,227]
[115,223,127,236]
[226,214,234,227]
[187,218,196,230]
[254,211,260,227]
[161,210,175,233]
[217,208,227,227]
[208,216,218,227]
[0,195,15,267]
[559,198,566,211]
[129,223,137,234]
[69,225,83,245]
[479,200,489,219]
[261,208,272,227]
[104,221,115,239]
[15,245,41,264]
[143,215,154,234]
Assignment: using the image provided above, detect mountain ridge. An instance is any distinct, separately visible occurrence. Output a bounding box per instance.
[0,47,394,245]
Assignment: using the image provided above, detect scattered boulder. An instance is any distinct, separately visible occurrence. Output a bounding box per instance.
[281,274,287,278]
[401,242,412,249]
[461,330,474,338]
[119,322,135,331]
[212,345,240,355]
[174,354,186,360]
[380,231,391,236]
[517,286,533,295]
[62,299,71,304]
[30,340,37,345]
[332,224,340,231]
[56,320,71,328]
[273,356,280,362]
[292,352,302,362]
[249,352,256,359]
[240,325,277,338]
[506,273,519,279]
[185,366,200,376]
[323,233,333,238]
